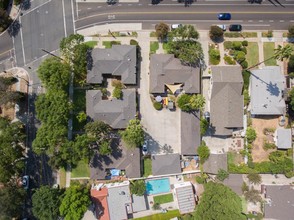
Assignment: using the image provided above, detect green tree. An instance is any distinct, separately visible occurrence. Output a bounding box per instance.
[189,94,205,111]
[288,25,294,38]
[85,120,111,144]
[0,8,12,31]
[37,57,71,90]
[59,183,91,220]
[247,173,262,185]
[130,180,146,196]
[209,26,224,40]
[155,22,169,40]
[241,181,249,193]
[216,169,229,181]
[76,111,87,123]
[246,127,257,144]
[120,119,144,148]
[0,76,23,107]
[32,186,62,220]
[99,140,112,155]
[195,182,246,220]
[234,51,246,63]
[170,24,199,40]
[0,118,26,184]
[112,87,123,99]
[247,45,293,70]
[200,118,209,136]
[244,188,262,204]
[0,186,26,219]
[289,87,294,111]
[177,94,192,112]
[197,141,210,164]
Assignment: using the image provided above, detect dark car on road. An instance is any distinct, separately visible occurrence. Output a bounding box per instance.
[248,0,262,3]
[229,24,242,32]
[218,13,231,20]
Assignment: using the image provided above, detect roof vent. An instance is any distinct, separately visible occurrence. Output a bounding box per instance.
[263,104,268,108]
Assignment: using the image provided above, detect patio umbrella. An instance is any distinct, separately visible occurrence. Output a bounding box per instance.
[155,96,163,102]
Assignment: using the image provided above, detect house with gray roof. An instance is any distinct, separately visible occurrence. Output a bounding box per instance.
[152,154,181,175]
[264,185,294,220]
[275,128,292,149]
[223,174,243,195]
[149,54,200,94]
[86,89,136,129]
[250,66,286,116]
[209,66,244,136]
[87,45,137,85]
[203,153,227,174]
[180,111,201,155]
[174,182,196,214]
[90,138,140,180]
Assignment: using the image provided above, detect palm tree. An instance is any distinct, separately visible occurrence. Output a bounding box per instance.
[247,44,293,70]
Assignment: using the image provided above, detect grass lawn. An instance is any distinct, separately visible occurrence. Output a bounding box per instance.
[134,210,180,220]
[102,41,121,48]
[150,31,157,37]
[162,42,170,53]
[74,89,86,112]
[84,41,98,48]
[59,168,66,188]
[243,70,250,91]
[241,196,247,213]
[263,42,277,66]
[150,41,159,54]
[143,158,152,177]
[224,32,257,38]
[71,160,90,178]
[154,193,174,204]
[246,42,259,69]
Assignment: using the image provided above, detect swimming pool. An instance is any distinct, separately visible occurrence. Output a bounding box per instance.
[146,178,171,195]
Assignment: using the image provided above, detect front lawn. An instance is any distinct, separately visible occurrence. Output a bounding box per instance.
[134,210,181,220]
[224,32,257,38]
[150,41,159,54]
[84,41,98,48]
[73,89,86,131]
[71,160,90,178]
[102,41,121,48]
[143,158,152,177]
[59,168,66,188]
[154,193,174,204]
[163,42,170,53]
[241,196,247,213]
[263,42,277,66]
[246,42,259,68]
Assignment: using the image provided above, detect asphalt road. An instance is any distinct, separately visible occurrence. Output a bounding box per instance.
[75,0,294,30]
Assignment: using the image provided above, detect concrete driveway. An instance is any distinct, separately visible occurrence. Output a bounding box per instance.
[137,31,181,155]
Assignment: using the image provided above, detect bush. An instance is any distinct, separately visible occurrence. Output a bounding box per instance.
[247,173,262,185]
[234,51,246,63]
[177,94,192,112]
[224,55,236,65]
[285,171,294,178]
[200,118,209,136]
[242,182,249,193]
[263,127,275,134]
[263,141,276,150]
[152,203,161,210]
[246,127,257,144]
[240,60,248,69]
[224,41,232,50]
[209,48,220,65]
[232,41,242,50]
[209,26,224,40]
[242,40,248,47]
[196,176,205,184]
[216,169,229,181]
[130,39,138,46]
[243,89,250,106]
[197,141,210,164]
[130,180,146,196]
[288,25,294,38]
[112,87,122,99]
[100,88,108,98]
[240,47,247,54]
[153,102,163,110]
[267,30,273,38]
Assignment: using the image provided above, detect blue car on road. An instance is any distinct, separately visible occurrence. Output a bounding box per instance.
[218,13,231,20]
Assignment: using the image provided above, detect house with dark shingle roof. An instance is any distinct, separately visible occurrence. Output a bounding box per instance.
[149,54,200,94]
[87,45,137,85]
[250,66,286,116]
[209,66,244,136]
[203,153,227,174]
[86,89,136,129]
[152,154,181,175]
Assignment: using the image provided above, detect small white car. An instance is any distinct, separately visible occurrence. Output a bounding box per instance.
[217,25,226,31]
[142,140,148,155]
[171,24,183,30]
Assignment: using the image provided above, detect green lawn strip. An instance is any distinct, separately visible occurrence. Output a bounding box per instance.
[227,151,236,165]
[143,158,152,177]
[71,160,90,178]
[246,42,259,69]
[243,70,250,91]
[241,196,247,213]
[150,31,157,37]
[162,42,170,53]
[102,41,121,48]
[224,32,257,38]
[134,210,180,220]
[209,45,220,65]
[59,168,66,188]
[84,41,98,48]
[150,41,159,54]
[263,42,277,66]
[154,193,174,204]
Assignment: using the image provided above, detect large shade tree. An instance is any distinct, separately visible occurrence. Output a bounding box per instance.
[120,119,144,148]
[195,182,246,220]
[155,22,169,40]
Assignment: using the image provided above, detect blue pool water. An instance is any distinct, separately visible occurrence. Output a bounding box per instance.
[146,178,171,195]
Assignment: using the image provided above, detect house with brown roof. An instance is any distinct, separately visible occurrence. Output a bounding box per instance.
[87,45,137,85]
[149,54,200,94]
[209,66,244,136]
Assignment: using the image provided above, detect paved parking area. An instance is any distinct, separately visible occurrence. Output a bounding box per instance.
[202,134,233,154]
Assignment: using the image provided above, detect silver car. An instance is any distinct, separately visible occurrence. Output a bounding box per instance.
[142,140,148,155]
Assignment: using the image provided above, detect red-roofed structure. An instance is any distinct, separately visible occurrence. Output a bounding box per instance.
[91,187,110,220]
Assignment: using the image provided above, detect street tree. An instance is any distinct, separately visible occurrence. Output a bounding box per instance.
[197,141,210,164]
[247,45,293,70]
[130,180,146,196]
[209,25,224,41]
[0,8,12,31]
[0,76,23,106]
[195,182,246,220]
[32,186,63,220]
[155,22,169,40]
[59,182,91,220]
[247,173,262,185]
[170,24,199,40]
[37,57,71,90]
[288,25,294,38]
[0,117,26,184]
[120,119,144,148]
[0,186,26,219]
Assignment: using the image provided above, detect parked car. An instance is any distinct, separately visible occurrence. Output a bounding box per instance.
[248,0,262,3]
[218,13,231,20]
[171,24,183,30]
[22,175,29,190]
[217,25,226,31]
[142,140,148,155]
[204,111,210,123]
[229,24,242,32]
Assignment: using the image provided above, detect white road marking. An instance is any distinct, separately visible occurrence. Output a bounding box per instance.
[269,20,274,22]
[280,20,285,22]
[258,20,263,22]
[19,16,26,65]
[128,4,132,6]
[22,0,51,16]
[97,6,102,8]
[242,24,270,27]
[248,20,253,22]
[87,8,92,10]
[138,3,142,5]
[76,0,79,18]
[62,0,67,37]
[290,20,294,22]
[71,0,76,33]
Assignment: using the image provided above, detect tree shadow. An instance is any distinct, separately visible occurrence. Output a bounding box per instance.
[266,82,280,97]
[7,20,21,37]
[22,0,31,11]
[86,48,94,71]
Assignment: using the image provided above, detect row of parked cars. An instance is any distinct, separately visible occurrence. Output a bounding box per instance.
[218,13,242,32]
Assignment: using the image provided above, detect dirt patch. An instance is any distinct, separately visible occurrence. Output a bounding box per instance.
[251,116,280,162]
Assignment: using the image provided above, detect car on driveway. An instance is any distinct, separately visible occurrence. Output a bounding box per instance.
[22,175,29,190]
[229,24,242,32]
[142,140,148,155]
[218,13,231,20]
